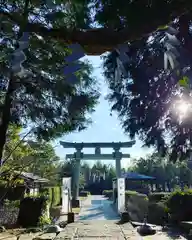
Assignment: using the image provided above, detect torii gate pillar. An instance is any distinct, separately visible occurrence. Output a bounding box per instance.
[114,150,122,178]
[72,149,82,200]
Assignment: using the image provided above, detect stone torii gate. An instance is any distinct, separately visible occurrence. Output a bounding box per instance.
[60,141,135,199]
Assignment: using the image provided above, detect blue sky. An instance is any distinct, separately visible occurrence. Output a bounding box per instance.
[54,56,153,168]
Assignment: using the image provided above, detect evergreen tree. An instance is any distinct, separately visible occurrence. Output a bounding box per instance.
[103,15,192,162]
[0,0,99,161]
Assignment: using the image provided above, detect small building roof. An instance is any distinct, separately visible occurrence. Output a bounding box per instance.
[121,172,155,180]
[16,172,49,183]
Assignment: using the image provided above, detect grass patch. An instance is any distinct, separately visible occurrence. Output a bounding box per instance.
[72,207,80,214]
[79,196,86,200]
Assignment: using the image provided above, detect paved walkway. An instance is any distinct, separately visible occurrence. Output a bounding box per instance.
[56,195,140,239]
[77,195,119,221]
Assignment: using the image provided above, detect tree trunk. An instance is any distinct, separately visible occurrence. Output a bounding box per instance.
[178,13,192,53]
[0,0,29,163]
[0,76,15,162]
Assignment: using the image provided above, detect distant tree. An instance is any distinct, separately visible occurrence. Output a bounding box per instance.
[27,141,60,184]
[60,159,76,178]
[1,125,34,186]
[81,162,90,183]
[130,152,192,190]
[0,125,61,185]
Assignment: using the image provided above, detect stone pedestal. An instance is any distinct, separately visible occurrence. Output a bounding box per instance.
[67,212,75,223]
[117,178,125,213]
[72,199,80,208]
[62,177,72,214]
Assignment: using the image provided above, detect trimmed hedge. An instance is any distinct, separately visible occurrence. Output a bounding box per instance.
[52,187,61,206]
[166,189,192,223]
[148,192,170,202]
[148,189,192,224]
[102,190,113,199]
[102,189,145,200]
[103,189,192,225]
[79,191,90,197]
[125,191,148,222]
[148,201,168,225]
[40,187,61,207]
[125,190,145,197]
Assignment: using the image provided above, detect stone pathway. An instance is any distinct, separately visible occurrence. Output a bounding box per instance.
[142,230,187,240]
[77,195,119,221]
[56,195,140,239]
[56,220,139,239]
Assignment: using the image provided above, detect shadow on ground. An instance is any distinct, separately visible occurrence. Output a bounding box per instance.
[163,228,187,239]
[78,198,120,221]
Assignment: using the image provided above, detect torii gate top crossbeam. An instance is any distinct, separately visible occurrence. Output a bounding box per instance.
[60,141,135,149]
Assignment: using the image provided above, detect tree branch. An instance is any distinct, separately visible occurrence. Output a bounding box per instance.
[1,0,192,55]
[2,128,33,166]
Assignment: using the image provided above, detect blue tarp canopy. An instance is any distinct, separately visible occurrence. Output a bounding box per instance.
[121,172,155,180]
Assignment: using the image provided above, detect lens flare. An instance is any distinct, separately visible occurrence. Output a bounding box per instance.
[172,100,191,122]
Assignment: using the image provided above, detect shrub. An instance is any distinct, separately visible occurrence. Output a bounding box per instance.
[42,187,61,207]
[39,215,51,226]
[48,188,53,205]
[50,206,61,220]
[148,192,170,202]
[4,199,20,208]
[0,186,25,202]
[39,187,52,204]
[125,191,148,222]
[125,191,148,205]
[125,190,146,197]
[148,201,168,225]
[79,191,90,197]
[165,188,192,223]
[52,187,61,207]
[102,190,113,199]
[17,195,49,227]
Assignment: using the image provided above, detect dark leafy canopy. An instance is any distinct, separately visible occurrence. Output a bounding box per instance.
[103,14,192,162]
[95,0,187,29]
[0,0,99,160]
[1,0,192,54]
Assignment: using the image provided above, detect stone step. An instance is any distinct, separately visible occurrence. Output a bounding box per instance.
[142,233,186,239]
[33,233,56,240]
[55,221,140,239]
[0,233,17,240]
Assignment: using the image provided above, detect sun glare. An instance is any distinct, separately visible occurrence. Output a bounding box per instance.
[177,101,189,116]
[173,100,191,121]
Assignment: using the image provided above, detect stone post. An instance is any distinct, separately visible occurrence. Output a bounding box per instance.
[113,149,122,211]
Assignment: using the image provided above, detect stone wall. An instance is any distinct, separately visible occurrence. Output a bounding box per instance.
[0,207,19,226]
